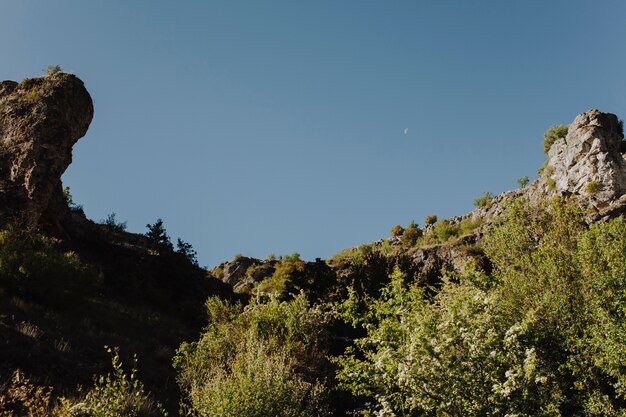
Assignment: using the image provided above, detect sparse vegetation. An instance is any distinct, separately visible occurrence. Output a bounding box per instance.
[424,214,437,226]
[390,224,404,237]
[400,221,422,246]
[543,124,568,153]
[547,177,556,190]
[101,212,127,232]
[45,65,63,76]
[516,175,529,188]
[473,191,493,208]
[586,180,601,194]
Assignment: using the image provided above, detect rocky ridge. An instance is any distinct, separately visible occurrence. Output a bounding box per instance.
[219,109,626,292]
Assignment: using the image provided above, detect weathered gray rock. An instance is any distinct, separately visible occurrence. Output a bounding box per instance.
[0,73,93,232]
[545,109,626,208]
[216,256,276,293]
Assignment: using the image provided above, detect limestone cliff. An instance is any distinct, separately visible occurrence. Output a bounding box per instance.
[0,73,93,233]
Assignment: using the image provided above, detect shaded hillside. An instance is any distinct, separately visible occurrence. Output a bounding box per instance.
[0,71,232,412]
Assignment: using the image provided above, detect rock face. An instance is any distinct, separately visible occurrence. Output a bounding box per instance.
[545,109,626,208]
[0,73,93,233]
[216,256,276,293]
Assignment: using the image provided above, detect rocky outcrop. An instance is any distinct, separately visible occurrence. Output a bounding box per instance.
[215,256,276,293]
[542,109,626,211]
[0,73,93,233]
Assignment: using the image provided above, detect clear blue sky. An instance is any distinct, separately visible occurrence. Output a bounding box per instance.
[1,1,625,267]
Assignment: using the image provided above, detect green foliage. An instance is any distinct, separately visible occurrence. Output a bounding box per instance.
[256,253,304,295]
[546,177,556,190]
[336,198,626,416]
[0,228,95,304]
[424,214,437,226]
[145,219,173,253]
[174,295,331,417]
[390,224,404,237]
[473,191,493,208]
[586,180,601,194]
[516,175,530,188]
[543,125,568,153]
[400,222,422,246]
[57,347,164,417]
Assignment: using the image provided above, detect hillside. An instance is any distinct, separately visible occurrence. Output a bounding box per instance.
[1,72,626,416]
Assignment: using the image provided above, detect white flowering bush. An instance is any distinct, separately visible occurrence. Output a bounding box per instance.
[335,198,626,416]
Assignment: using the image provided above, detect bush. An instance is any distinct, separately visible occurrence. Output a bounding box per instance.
[516,176,530,188]
[400,222,422,246]
[256,253,305,296]
[424,214,437,226]
[473,191,493,208]
[0,370,53,416]
[433,219,458,242]
[543,125,568,153]
[56,347,164,417]
[586,180,601,194]
[390,224,404,237]
[336,198,626,416]
[174,295,332,417]
[0,228,96,304]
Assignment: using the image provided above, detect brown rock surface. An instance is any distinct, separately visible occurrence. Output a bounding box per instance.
[0,72,93,232]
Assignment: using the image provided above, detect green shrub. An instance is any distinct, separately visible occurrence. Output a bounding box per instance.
[390,224,404,237]
[433,219,458,242]
[0,228,96,304]
[256,253,305,295]
[336,198,626,416]
[546,177,556,190]
[424,214,438,226]
[56,347,164,417]
[400,222,422,246]
[458,217,483,235]
[473,191,493,208]
[516,176,530,188]
[543,125,568,153]
[174,295,331,417]
[586,180,601,194]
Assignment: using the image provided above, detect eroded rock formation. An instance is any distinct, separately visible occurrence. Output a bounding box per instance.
[0,72,93,233]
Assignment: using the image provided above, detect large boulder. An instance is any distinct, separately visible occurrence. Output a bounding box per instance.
[0,72,93,233]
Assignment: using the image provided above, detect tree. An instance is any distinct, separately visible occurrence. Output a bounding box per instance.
[176,238,198,266]
[145,219,173,252]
